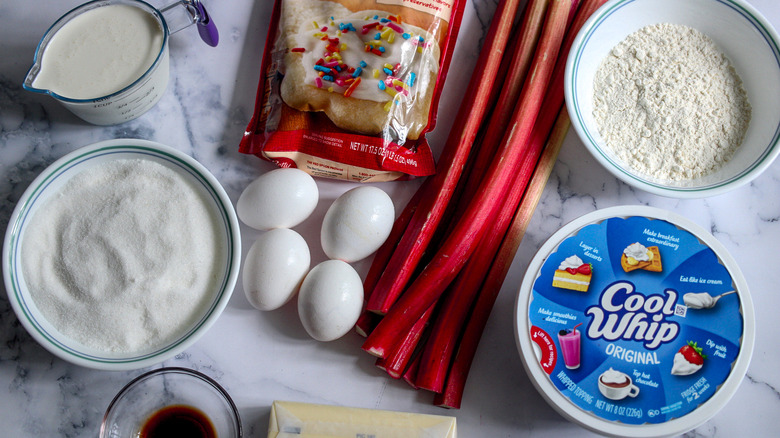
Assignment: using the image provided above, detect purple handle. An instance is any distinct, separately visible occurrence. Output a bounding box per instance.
[194,1,218,47]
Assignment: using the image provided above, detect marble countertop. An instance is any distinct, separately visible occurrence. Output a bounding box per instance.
[2,0,779,436]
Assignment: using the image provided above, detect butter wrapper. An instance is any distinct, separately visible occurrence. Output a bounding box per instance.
[268,400,457,438]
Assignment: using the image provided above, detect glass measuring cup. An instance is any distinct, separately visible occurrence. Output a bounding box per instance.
[22,0,218,125]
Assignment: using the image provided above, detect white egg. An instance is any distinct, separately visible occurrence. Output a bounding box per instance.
[321,186,395,263]
[297,260,363,342]
[243,228,311,311]
[237,168,318,230]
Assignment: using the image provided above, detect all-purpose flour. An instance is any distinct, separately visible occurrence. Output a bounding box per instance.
[593,23,751,181]
[22,158,224,354]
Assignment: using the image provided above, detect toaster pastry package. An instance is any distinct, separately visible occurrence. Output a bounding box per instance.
[240,0,465,182]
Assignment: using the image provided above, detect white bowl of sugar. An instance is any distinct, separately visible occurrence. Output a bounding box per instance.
[565,0,780,198]
[2,139,241,370]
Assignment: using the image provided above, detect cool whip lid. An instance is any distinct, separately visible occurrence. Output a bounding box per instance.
[514,206,754,437]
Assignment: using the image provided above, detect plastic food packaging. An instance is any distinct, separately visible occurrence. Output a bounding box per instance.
[240,0,465,182]
[515,206,754,437]
[268,400,457,437]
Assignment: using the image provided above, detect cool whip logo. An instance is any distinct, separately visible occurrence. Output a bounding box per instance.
[586,281,679,349]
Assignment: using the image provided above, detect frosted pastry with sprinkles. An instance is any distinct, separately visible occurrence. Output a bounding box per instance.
[279,0,441,141]
[240,0,465,182]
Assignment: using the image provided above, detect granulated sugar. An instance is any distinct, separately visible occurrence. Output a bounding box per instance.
[21,158,224,354]
[593,23,751,181]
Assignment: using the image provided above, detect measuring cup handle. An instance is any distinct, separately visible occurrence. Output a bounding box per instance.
[193,1,219,47]
[160,0,219,47]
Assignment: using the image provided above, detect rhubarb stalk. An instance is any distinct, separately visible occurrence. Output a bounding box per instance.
[432,0,610,408]
[415,0,586,393]
[375,303,436,379]
[356,187,425,337]
[416,90,569,394]
[413,0,557,392]
[362,0,572,359]
[364,0,524,316]
[451,0,551,211]
[403,352,422,389]
[414,146,544,392]
[434,108,572,409]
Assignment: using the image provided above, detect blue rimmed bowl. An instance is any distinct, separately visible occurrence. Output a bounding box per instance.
[2,139,241,370]
[565,0,780,198]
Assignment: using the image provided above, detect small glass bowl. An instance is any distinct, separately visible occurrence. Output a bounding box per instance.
[100,367,242,438]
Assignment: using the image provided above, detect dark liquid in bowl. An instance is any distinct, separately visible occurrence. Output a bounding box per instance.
[140,405,216,438]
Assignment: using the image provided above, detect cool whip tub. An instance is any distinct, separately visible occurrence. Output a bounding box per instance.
[514,206,754,437]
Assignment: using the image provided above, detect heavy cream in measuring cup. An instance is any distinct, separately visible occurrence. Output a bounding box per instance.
[32,4,164,99]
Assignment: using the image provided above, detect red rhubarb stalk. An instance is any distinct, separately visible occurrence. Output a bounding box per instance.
[355,311,381,339]
[413,245,488,392]
[416,82,569,394]
[364,0,524,316]
[363,187,424,294]
[414,0,556,391]
[356,187,425,337]
[453,0,551,210]
[422,16,527,260]
[362,0,572,359]
[414,151,542,392]
[432,0,609,408]
[431,0,580,248]
[403,351,422,389]
[375,303,436,379]
[434,107,572,409]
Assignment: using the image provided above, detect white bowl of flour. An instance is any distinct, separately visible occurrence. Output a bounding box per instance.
[565,0,780,198]
[2,139,241,370]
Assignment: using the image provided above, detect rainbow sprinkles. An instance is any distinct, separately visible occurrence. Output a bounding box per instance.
[288,12,438,112]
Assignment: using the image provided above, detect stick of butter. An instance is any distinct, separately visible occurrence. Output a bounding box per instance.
[268,401,457,438]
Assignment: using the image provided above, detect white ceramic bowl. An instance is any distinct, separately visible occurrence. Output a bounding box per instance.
[565,0,780,198]
[2,139,241,370]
